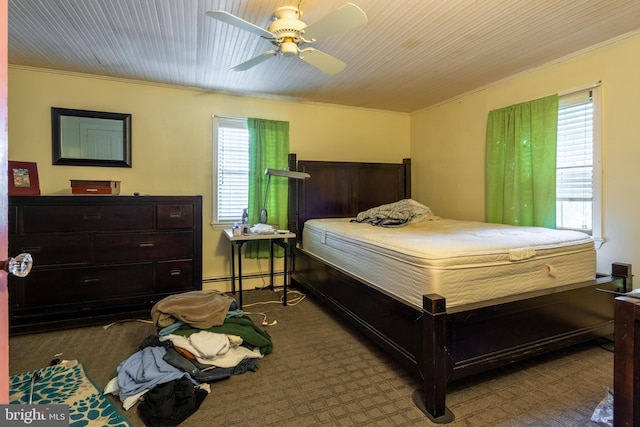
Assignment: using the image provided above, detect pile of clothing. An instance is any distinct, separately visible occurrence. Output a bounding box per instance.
[105,290,272,426]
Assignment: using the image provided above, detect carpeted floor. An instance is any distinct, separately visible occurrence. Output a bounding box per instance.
[9,288,612,426]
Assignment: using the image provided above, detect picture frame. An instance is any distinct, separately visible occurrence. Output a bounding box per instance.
[51,107,132,167]
[8,161,41,196]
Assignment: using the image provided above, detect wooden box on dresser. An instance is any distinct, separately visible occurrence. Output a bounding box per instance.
[8,195,203,335]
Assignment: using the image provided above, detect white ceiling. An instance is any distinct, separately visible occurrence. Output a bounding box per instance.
[8,0,640,113]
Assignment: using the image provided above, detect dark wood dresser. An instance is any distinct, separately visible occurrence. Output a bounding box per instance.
[614,295,640,426]
[8,195,202,335]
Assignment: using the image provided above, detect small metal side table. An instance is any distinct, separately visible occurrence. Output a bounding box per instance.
[223,229,296,309]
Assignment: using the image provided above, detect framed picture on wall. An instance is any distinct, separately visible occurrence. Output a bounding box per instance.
[8,161,40,196]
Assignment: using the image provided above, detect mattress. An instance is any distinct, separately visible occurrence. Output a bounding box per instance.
[301,218,596,310]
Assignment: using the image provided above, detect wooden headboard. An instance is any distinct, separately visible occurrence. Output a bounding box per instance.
[287,153,411,236]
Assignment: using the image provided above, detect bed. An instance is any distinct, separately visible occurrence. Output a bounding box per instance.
[286,154,632,423]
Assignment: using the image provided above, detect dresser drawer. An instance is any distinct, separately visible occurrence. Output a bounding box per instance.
[156,260,195,292]
[22,204,154,232]
[8,195,202,334]
[95,231,194,262]
[8,204,18,234]
[157,204,194,229]
[21,263,153,307]
[9,235,92,266]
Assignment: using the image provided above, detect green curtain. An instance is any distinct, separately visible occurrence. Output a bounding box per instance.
[246,118,290,258]
[485,94,558,228]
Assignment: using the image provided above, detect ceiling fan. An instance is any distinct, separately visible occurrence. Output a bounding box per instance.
[205,3,368,75]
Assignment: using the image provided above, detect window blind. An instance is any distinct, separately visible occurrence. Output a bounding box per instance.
[556,90,593,231]
[215,116,249,223]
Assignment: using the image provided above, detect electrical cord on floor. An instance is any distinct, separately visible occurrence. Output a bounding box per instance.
[102,319,154,330]
[277,289,306,305]
[244,311,278,326]
[242,289,307,326]
[243,289,306,307]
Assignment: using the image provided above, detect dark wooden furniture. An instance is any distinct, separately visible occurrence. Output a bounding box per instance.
[8,195,202,335]
[287,154,631,423]
[614,292,640,427]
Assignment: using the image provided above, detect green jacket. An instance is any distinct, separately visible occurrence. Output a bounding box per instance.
[173,315,273,355]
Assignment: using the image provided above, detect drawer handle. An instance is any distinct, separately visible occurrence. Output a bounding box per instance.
[139,242,155,248]
[169,212,182,218]
[83,277,100,284]
[21,246,41,253]
[169,269,182,276]
[83,213,101,220]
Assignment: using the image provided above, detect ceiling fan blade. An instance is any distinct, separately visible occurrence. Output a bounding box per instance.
[302,3,368,41]
[231,50,278,71]
[206,10,274,39]
[299,48,346,75]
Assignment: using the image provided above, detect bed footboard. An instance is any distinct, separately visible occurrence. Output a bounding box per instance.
[412,266,630,423]
[293,247,631,423]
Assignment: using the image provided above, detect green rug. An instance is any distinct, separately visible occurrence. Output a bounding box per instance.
[9,359,131,427]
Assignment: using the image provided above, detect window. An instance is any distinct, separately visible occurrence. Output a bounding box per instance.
[213,116,248,224]
[556,87,602,242]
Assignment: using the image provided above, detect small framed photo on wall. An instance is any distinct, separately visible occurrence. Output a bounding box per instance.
[8,161,40,195]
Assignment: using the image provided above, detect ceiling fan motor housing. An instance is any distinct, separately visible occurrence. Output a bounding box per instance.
[268,6,307,51]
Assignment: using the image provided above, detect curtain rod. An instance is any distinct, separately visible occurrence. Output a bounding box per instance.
[558,81,601,96]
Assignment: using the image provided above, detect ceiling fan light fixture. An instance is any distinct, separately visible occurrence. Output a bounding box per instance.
[280,40,298,57]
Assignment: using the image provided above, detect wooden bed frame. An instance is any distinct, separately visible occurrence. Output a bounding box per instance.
[286,154,632,423]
